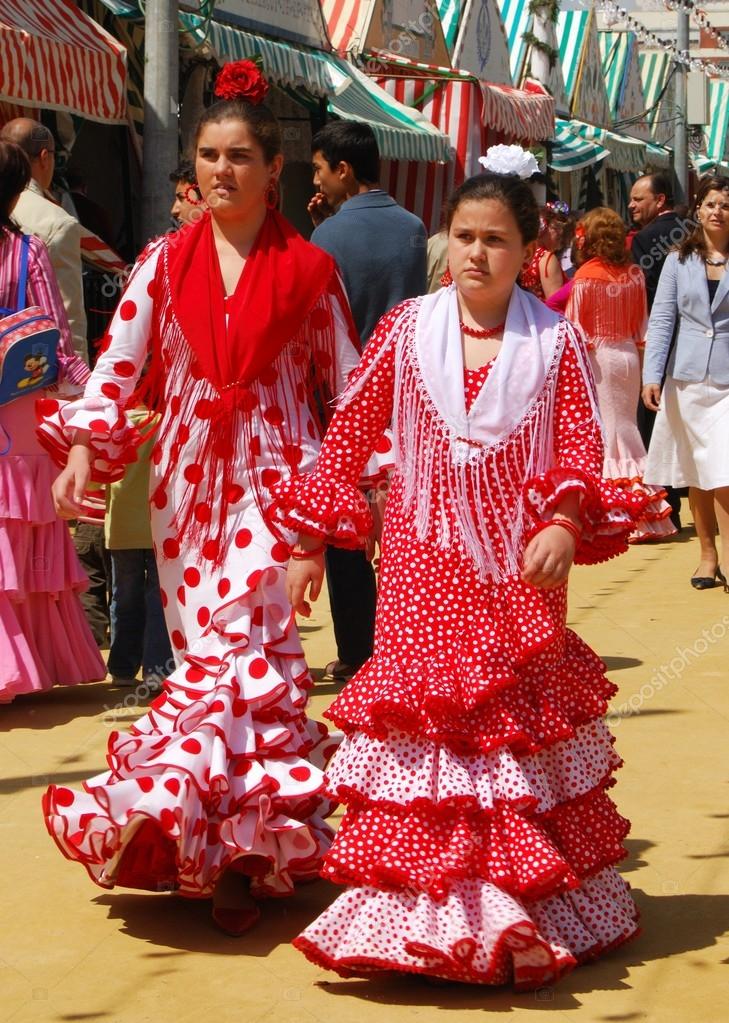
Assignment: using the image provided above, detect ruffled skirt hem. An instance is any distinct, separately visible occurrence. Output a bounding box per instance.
[293,869,639,989]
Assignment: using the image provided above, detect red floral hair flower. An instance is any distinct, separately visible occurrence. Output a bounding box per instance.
[214,60,269,105]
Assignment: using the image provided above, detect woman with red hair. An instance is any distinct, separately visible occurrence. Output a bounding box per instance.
[566,208,675,541]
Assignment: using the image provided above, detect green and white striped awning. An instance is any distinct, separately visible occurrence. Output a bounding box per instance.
[645,141,671,169]
[327,58,452,162]
[599,31,631,120]
[557,9,588,102]
[707,79,729,164]
[568,120,646,173]
[181,15,451,163]
[437,0,463,51]
[496,0,531,83]
[694,155,729,175]
[639,49,669,133]
[550,120,609,172]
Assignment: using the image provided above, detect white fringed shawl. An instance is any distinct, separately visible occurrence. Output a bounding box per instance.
[342,284,599,581]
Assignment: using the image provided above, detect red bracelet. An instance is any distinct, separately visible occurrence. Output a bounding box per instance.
[290,542,327,560]
[544,518,582,544]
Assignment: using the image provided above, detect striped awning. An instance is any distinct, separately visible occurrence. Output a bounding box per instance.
[639,50,669,134]
[599,31,631,119]
[321,0,371,55]
[181,16,451,164]
[568,120,646,173]
[693,155,729,175]
[368,51,553,144]
[707,79,729,164]
[550,120,609,172]
[437,0,464,51]
[480,80,554,142]
[645,142,672,170]
[496,0,531,83]
[181,15,336,97]
[0,0,127,123]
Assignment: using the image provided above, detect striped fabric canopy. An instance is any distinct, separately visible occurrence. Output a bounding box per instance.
[645,142,672,170]
[181,15,451,164]
[599,31,631,119]
[496,0,530,83]
[568,120,646,173]
[694,155,729,175]
[706,79,729,164]
[0,0,127,123]
[550,120,609,172]
[639,49,677,146]
[438,0,464,50]
[321,0,371,55]
[557,9,588,102]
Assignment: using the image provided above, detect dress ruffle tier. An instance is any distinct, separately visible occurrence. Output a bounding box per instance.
[0,444,105,703]
[43,563,338,898]
[273,467,641,989]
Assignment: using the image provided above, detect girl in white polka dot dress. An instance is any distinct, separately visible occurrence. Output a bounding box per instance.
[37,65,366,935]
[277,151,649,989]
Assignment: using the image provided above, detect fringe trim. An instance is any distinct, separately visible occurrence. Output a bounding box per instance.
[392,315,573,583]
[134,244,341,567]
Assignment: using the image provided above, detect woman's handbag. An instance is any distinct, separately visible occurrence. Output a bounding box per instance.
[0,234,59,406]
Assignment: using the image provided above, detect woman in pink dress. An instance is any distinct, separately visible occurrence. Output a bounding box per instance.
[274,155,647,989]
[566,208,675,542]
[0,140,104,702]
[39,64,362,934]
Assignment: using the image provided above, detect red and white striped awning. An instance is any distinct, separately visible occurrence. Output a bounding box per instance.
[481,79,555,144]
[0,0,127,124]
[370,54,554,231]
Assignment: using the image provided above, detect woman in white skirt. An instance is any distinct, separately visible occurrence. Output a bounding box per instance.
[642,174,729,590]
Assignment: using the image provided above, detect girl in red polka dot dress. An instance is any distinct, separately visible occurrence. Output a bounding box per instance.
[37,64,365,935]
[275,156,650,988]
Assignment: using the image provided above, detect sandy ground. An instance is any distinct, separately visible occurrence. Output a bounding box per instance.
[1,522,728,1023]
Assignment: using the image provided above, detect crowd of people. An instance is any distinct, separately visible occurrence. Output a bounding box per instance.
[1,59,727,990]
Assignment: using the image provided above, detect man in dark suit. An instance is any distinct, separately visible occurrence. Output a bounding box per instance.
[308,122,427,679]
[630,172,690,529]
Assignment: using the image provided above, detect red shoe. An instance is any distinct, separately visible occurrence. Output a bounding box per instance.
[212,903,261,937]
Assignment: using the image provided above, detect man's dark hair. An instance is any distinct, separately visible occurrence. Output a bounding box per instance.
[311,122,380,185]
[169,159,197,185]
[642,171,674,207]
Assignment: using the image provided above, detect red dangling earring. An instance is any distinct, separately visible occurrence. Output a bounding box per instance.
[183,184,204,206]
[264,180,279,210]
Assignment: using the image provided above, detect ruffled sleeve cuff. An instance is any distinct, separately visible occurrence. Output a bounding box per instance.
[268,473,374,549]
[523,467,651,565]
[359,429,395,488]
[35,395,145,483]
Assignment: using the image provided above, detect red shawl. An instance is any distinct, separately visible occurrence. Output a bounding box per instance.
[138,209,359,563]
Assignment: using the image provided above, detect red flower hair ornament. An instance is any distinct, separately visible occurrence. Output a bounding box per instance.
[214,60,269,105]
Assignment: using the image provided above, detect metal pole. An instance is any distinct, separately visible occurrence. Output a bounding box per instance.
[674,9,690,203]
[142,0,179,242]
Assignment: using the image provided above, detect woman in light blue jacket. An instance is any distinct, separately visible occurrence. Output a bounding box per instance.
[642,174,729,590]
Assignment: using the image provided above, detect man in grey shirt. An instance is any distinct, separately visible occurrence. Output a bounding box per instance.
[308,122,427,677]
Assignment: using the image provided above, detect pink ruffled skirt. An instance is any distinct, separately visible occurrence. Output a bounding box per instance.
[0,396,105,702]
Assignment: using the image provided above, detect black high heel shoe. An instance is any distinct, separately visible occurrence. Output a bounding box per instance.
[691,567,726,590]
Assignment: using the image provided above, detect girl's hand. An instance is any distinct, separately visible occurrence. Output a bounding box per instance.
[521,524,576,589]
[642,383,661,411]
[52,444,93,519]
[286,536,326,617]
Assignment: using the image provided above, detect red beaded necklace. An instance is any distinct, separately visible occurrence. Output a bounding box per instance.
[459,320,505,339]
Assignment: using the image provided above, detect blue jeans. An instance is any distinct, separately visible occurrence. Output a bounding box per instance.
[108,549,173,682]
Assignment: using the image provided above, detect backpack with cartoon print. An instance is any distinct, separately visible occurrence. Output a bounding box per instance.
[0,234,59,405]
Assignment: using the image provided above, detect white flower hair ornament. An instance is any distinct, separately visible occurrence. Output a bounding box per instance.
[478,144,540,180]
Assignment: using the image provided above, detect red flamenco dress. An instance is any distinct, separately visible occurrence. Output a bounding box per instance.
[38,210,364,901]
[270,284,647,989]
